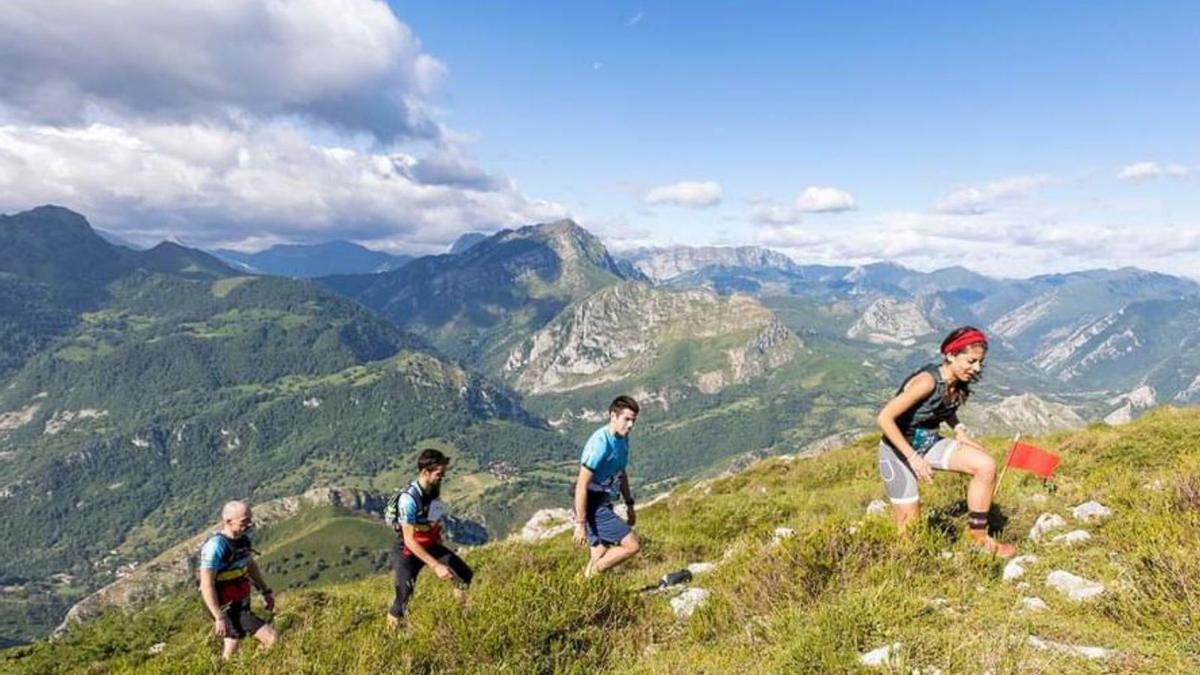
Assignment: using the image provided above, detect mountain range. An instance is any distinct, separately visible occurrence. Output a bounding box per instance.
[2,204,1199,645]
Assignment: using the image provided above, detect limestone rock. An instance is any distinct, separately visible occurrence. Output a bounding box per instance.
[1003,555,1039,582]
[1072,501,1111,522]
[687,562,716,575]
[670,587,710,619]
[1027,635,1112,660]
[1020,596,1049,612]
[866,499,889,516]
[859,642,903,668]
[1051,530,1092,545]
[1028,513,1067,541]
[1046,570,1105,601]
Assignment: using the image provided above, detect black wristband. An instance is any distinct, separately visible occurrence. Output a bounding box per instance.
[260,588,273,595]
[624,499,635,507]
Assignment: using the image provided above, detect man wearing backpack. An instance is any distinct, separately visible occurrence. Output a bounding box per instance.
[384,448,473,630]
[198,500,278,660]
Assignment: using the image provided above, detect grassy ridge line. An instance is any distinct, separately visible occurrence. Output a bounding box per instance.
[9,407,1200,673]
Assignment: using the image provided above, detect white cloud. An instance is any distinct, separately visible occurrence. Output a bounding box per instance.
[0,121,565,251]
[747,204,1200,279]
[626,11,645,27]
[748,185,856,225]
[0,2,570,251]
[795,185,857,213]
[934,175,1049,215]
[642,180,723,208]
[1117,161,1191,181]
[0,0,444,142]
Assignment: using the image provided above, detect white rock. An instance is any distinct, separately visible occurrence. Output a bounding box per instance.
[1028,513,1067,541]
[517,508,574,542]
[859,642,902,668]
[1051,530,1092,545]
[1072,501,1112,522]
[939,550,955,560]
[1003,555,1039,582]
[670,587,710,618]
[1142,479,1166,491]
[147,642,167,655]
[687,562,716,575]
[1025,493,1048,504]
[866,499,889,516]
[1046,570,1106,601]
[1026,635,1112,660]
[772,527,795,544]
[1020,597,1049,612]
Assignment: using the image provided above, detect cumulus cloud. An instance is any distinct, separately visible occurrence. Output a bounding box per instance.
[748,205,1200,279]
[934,175,1049,215]
[642,180,723,208]
[0,0,445,142]
[749,185,856,225]
[1117,161,1191,181]
[795,185,857,213]
[0,121,564,250]
[0,1,569,250]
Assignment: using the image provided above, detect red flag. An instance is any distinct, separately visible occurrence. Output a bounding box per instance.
[1006,442,1060,478]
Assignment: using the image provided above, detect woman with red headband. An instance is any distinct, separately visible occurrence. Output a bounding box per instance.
[876,326,1015,557]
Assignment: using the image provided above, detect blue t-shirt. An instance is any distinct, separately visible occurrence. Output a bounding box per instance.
[580,425,629,493]
[392,481,446,526]
[198,533,251,573]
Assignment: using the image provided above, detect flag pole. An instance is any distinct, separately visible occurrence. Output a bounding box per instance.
[992,433,1020,501]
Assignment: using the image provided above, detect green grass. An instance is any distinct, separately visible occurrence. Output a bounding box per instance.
[10,407,1200,673]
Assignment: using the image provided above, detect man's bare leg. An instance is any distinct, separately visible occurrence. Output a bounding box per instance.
[590,532,641,575]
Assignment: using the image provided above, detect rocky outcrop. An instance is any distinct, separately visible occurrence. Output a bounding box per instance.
[959,393,1086,437]
[1104,385,1156,425]
[622,245,798,282]
[505,282,801,395]
[845,297,933,346]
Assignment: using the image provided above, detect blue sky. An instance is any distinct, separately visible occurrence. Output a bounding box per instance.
[0,1,1197,276]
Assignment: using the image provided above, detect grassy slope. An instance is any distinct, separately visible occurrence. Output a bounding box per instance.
[9,406,1200,673]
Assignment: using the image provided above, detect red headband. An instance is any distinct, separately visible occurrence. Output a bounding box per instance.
[942,329,988,355]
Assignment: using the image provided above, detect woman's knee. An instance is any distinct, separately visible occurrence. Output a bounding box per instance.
[973,454,997,481]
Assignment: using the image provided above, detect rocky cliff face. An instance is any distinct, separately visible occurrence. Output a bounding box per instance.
[959,393,1087,437]
[504,282,802,395]
[623,246,798,282]
[846,297,935,346]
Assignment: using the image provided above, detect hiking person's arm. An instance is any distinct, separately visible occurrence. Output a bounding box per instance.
[246,558,275,610]
[618,470,636,527]
[877,372,937,482]
[401,524,453,581]
[947,412,985,451]
[573,466,593,545]
[198,569,230,637]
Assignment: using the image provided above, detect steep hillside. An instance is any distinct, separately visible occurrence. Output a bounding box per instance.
[11,406,1200,673]
[504,282,801,396]
[319,219,641,368]
[0,208,574,644]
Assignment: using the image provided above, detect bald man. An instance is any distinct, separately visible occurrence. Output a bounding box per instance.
[198,501,277,660]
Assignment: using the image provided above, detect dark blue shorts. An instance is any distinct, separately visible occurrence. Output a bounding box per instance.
[585,493,631,547]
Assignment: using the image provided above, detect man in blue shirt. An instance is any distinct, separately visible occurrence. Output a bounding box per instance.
[197,500,277,660]
[573,395,641,576]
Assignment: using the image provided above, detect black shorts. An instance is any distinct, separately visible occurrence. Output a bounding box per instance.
[389,540,473,618]
[221,598,266,639]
